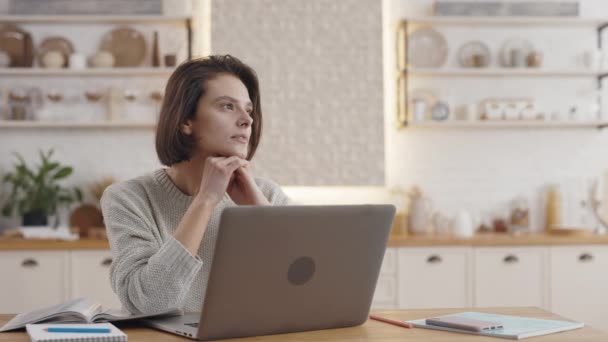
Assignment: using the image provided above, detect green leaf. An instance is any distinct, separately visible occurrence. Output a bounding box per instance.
[58,195,74,203]
[1,203,13,217]
[2,173,13,183]
[52,167,73,180]
[74,188,83,202]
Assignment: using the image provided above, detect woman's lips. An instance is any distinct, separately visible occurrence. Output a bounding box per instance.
[232,136,249,144]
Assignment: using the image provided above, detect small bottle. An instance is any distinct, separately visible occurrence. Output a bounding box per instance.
[546,185,561,231]
[152,31,161,67]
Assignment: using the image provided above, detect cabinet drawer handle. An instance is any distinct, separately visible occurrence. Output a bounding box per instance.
[579,253,594,262]
[427,255,442,264]
[503,255,519,264]
[101,258,113,267]
[21,258,39,268]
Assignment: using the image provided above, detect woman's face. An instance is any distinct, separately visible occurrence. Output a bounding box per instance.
[184,73,254,159]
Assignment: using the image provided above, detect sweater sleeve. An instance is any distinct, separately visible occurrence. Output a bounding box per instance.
[254,177,292,205]
[100,183,203,314]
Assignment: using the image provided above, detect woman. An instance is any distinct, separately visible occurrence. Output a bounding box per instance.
[100,55,291,314]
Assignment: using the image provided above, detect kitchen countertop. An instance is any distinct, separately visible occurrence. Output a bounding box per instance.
[1,232,608,250]
[0,238,109,250]
[388,232,608,247]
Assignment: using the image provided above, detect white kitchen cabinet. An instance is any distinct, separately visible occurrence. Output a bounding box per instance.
[70,251,121,309]
[550,245,608,332]
[397,247,471,309]
[372,248,398,309]
[0,251,69,313]
[474,247,547,308]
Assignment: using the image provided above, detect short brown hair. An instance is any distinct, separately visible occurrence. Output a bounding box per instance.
[155,55,263,166]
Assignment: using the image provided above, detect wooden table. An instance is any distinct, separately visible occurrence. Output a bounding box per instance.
[1,307,606,341]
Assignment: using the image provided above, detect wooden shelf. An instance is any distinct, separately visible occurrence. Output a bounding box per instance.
[0,121,156,128]
[0,15,190,24]
[408,121,608,129]
[404,16,607,26]
[0,68,175,76]
[404,68,604,77]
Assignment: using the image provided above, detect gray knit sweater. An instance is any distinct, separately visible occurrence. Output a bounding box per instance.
[100,168,291,314]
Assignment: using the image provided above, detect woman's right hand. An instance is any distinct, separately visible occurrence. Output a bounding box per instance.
[195,156,249,207]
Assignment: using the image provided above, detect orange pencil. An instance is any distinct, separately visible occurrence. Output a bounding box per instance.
[369,314,414,329]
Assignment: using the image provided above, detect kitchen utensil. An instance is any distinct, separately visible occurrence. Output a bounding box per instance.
[90,50,115,68]
[0,24,32,67]
[451,210,474,237]
[41,51,65,68]
[412,99,427,122]
[46,91,63,102]
[431,212,451,235]
[431,101,450,121]
[124,90,137,102]
[500,38,533,67]
[409,89,437,122]
[69,53,86,69]
[164,54,176,67]
[152,30,160,67]
[408,186,433,235]
[407,27,448,68]
[150,90,163,102]
[583,49,602,70]
[37,36,74,68]
[99,27,147,67]
[85,90,104,102]
[457,41,491,68]
[527,51,543,67]
[466,103,478,121]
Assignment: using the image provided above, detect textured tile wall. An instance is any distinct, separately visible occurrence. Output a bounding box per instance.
[211,0,385,185]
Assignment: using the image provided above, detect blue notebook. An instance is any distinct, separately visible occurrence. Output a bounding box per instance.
[406,312,584,340]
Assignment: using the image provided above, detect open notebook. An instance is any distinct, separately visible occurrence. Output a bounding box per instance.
[0,297,182,332]
[26,323,127,342]
[406,312,584,340]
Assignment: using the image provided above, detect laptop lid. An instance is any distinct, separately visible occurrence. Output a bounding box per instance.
[197,204,395,341]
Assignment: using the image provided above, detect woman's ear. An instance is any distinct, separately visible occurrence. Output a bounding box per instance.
[181,120,193,135]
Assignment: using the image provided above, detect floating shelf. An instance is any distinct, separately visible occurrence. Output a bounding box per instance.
[407,121,608,129]
[0,121,156,128]
[404,16,607,26]
[404,68,605,77]
[0,15,190,24]
[0,68,175,76]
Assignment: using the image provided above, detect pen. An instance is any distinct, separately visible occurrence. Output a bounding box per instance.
[46,327,111,333]
[369,314,414,329]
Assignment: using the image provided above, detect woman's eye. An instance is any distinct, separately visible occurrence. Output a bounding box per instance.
[222,103,234,110]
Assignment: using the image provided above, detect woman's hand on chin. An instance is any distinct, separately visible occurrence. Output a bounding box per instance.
[226,161,270,206]
[195,156,249,208]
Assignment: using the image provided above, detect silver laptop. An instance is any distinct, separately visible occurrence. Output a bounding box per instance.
[144,204,395,340]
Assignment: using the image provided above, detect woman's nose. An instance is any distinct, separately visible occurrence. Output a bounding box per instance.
[238,111,253,127]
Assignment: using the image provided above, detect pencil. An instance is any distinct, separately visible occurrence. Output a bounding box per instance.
[369,314,414,329]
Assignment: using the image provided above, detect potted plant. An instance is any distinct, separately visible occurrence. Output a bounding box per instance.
[1,149,82,227]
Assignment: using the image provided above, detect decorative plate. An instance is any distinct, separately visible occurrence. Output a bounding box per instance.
[458,41,491,68]
[499,38,533,67]
[407,27,448,68]
[0,24,32,67]
[37,36,74,68]
[99,27,147,67]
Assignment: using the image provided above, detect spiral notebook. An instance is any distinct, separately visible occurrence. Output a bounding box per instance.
[406,312,584,340]
[25,323,127,342]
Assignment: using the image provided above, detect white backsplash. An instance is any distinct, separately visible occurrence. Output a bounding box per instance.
[383,0,608,231]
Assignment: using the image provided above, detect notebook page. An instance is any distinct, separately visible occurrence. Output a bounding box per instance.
[25,323,127,342]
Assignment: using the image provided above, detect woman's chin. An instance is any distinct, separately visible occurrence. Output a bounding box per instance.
[218,147,247,159]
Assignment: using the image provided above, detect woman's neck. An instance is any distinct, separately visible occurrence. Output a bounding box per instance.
[166,155,207,197]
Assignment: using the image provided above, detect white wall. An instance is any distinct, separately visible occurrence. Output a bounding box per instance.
[384,0,608,230]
